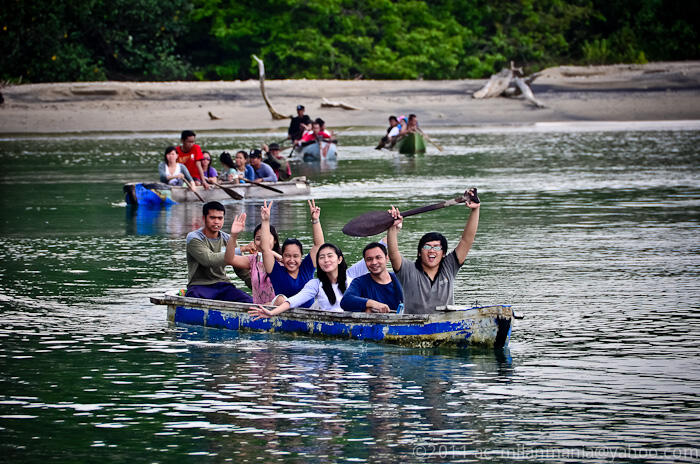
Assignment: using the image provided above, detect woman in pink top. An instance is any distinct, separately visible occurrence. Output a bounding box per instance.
[224,214,281,304]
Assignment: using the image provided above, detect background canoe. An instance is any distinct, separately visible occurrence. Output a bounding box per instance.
[151,292,514,348]
[124,177,310,204]
[397,132,426,155]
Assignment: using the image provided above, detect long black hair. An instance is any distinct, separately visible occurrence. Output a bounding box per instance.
[253,223,281,254]
[316,243,347,305]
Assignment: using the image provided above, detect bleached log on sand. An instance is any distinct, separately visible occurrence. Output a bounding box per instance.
[513,77,546,108]
[320,97,361,110]
[473,68,513,99]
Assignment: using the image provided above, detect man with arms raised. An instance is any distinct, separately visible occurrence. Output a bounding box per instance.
[186,201,253,303]
[387,188,480,314]
[340,242,403,313]
[176,130,211,190]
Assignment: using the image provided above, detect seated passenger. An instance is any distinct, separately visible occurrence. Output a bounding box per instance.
[218,151,238,182]
[248,149,277,183]
[263,143,292,181]
[259,200,324,307]
[376,115,399,149]
[249,242,371,318]
[200,151,218,184]
[185,201,253,303]
[340,242,403,313]
[159,145,194,187]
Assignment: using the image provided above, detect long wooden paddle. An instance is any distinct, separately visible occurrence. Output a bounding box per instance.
[342,189,479,237]
[183,179,205,202]
[248,181,284,194]
[212,182,244,200]
[418,128,444,151]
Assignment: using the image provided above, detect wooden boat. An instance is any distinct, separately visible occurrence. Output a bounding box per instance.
[150,291,514,348]
[396,132,426,155]
[123,177,311,205]
[294,141,337,162]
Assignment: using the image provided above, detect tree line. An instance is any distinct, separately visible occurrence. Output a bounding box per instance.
[1,0,698,83]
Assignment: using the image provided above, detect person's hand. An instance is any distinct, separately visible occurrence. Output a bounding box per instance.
[240,240,257,254]
[202,180,211,190]
[388,205,403,230]
[308,199,320,221]
[262,144,269,152]
[230,213,246,235]
[466,188,480,209]
[260,200,272,222]
[177,173,185,179]
[249,305,273,321]
[366,300,390,313]
[253,178,262,183]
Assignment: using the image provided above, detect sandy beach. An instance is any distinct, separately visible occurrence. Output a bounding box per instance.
[1,61,699,134]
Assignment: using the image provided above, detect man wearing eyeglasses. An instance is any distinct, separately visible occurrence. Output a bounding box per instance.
[386,188,480,314]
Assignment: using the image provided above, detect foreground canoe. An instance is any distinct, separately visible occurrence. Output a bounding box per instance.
[124,177,310,204]
[151,292,514,348]
[295,141,337,162]
[397,132,426,155]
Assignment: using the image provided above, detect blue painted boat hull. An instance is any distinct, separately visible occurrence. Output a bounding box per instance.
[151,293,513,348]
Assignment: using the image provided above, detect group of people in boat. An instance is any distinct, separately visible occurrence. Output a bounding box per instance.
[184,189,480,317]
[376,113,421,149]
[288,104,336,154]
[158,130,292,192]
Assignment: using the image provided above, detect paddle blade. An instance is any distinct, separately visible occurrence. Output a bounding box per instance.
[342,210,395,237]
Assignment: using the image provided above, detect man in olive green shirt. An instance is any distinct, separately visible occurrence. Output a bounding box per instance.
[185,201,253,302]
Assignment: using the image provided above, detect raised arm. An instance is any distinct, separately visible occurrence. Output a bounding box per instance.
[387,205,404,272]
[260,201,276,274]
[308,199,324,268]
[454,188,481,264]
[224,213,252,269]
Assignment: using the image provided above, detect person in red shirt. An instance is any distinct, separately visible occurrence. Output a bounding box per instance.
[176,130,211,189]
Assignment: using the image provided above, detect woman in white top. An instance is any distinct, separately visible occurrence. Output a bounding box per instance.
[158,145,194,187]
[249,242,369,318]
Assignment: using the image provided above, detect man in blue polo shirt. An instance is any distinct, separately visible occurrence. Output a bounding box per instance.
[340,242,403,313]
[386,188,480,314]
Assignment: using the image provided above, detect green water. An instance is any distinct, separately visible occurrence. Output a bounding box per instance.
[1,126,699,462]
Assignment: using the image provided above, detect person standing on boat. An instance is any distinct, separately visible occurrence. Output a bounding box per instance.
[159,146,195,188]
[248,149,277,183]
[288,104,312,145]
[185,201,253,303]
[176,130,211,190]
[340,242,403,313]
[224,214,283,304]
[260,199,324,308]
[386,188,480,314]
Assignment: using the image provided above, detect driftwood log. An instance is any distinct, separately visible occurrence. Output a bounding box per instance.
[252,55,290,120]
[320,97,361,110]
[473,62,545,108]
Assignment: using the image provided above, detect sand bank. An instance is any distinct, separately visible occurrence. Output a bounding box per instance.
[1,62,699,134]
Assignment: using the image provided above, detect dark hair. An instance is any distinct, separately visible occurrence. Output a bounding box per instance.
[315,118,325,126]
[388,115,398,122]
[363,241,387,258]
[408,114,417,120]
[253,223,281,254]
[268,143,280,150]
[219,151,235,168]
[203,201,225,217]
[316,243,347,305]
[180,130,196,141]
[235,150,248,160]
[416,232,448,266]
[281,238,303,256]
[163,145,177,162]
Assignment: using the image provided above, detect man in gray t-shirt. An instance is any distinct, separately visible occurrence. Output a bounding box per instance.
[387,188,480,314]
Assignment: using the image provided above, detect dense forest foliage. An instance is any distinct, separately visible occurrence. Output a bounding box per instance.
[2,0,698,83]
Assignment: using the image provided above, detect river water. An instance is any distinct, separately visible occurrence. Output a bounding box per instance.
[1,123,699,463]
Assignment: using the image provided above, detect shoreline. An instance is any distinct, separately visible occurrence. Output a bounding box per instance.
[2,62,700,134]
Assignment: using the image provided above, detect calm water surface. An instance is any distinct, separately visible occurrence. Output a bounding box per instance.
[0,126,699,463]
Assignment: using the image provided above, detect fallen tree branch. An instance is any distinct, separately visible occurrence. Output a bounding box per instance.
[320,97,361,110]
[472,62,545,108]
[252,55,290,120]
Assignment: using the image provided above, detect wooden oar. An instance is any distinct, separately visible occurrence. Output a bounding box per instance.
[342,189,478,237]
[248,181,283,194]
[212,182,244,200]
[418,129,443,151]
[183,179,205,202]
